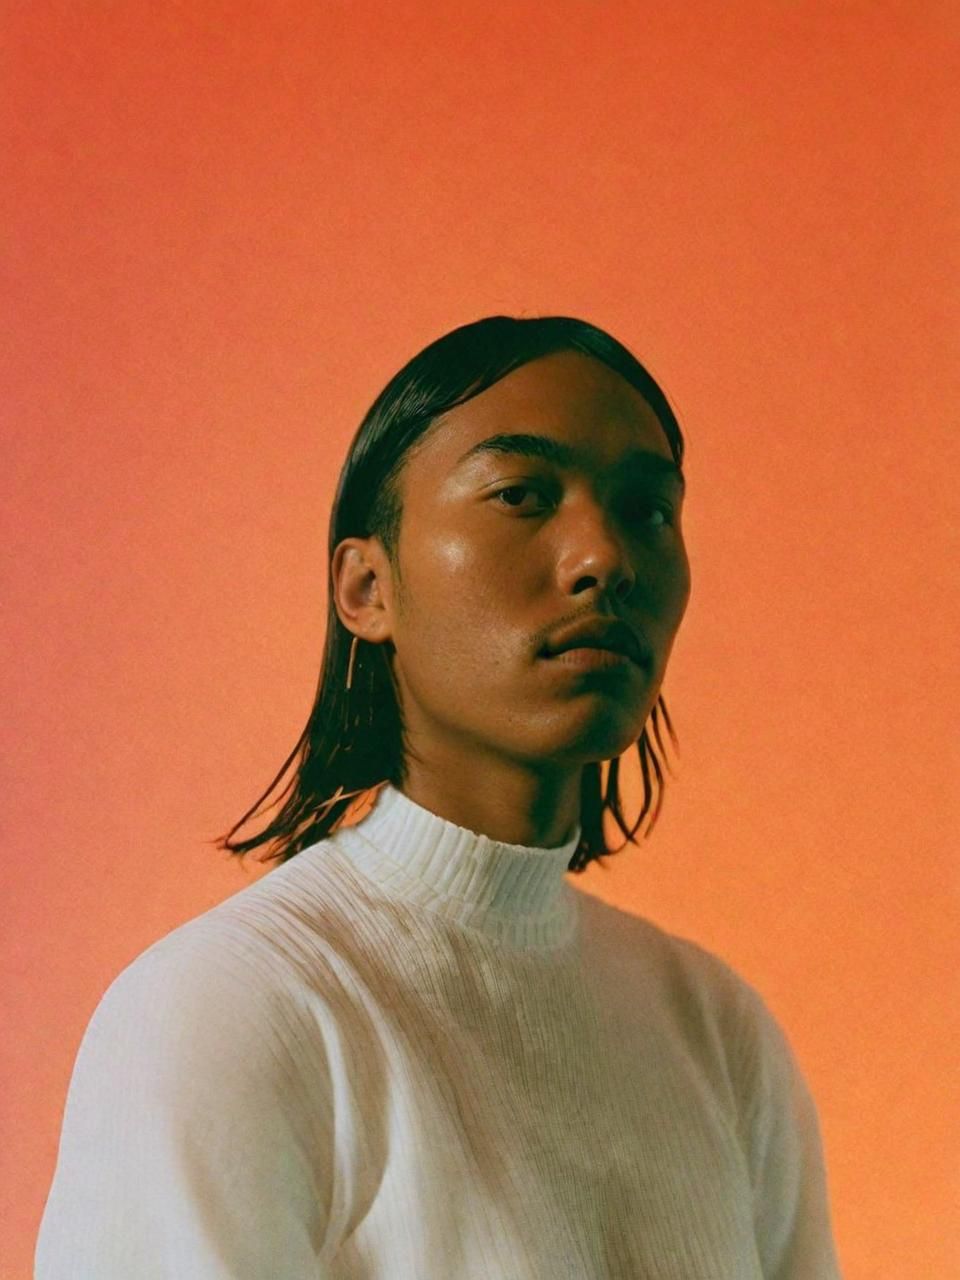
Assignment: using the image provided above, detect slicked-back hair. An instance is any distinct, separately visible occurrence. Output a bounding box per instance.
[213,315,684,873]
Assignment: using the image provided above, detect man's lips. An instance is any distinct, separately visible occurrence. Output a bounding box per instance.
[539,614,650,666]
[541,646,636,671]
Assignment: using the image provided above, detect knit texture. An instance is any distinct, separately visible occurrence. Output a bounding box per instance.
[35,782,842,1278]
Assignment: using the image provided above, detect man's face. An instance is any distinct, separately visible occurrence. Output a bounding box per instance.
[348,350,690,780]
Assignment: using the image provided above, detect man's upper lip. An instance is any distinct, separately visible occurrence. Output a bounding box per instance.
[541,616,648,665]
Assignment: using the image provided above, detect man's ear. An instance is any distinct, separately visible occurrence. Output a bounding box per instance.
[330,536,393,644]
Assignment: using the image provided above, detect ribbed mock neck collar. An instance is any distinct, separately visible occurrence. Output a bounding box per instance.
[330,782,584,951]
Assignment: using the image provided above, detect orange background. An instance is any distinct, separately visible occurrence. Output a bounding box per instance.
[4,4,958,1277]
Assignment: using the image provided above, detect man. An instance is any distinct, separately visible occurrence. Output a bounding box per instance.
[36,315,842,1277]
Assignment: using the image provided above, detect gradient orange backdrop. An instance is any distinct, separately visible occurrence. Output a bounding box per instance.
[4,4,958,1277]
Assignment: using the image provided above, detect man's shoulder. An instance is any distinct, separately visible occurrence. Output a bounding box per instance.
[86,851,362,1062]
[85,907,292,1056]
[578,890,757,988]
[577,892,805,1092]
[576,889,765,1021]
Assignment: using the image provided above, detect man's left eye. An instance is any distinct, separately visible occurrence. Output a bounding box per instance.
[631,503,672,528]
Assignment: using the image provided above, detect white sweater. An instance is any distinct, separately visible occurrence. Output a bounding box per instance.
[35,782,842,1278]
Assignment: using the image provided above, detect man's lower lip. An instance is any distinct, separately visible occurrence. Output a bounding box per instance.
[542,647,634,670]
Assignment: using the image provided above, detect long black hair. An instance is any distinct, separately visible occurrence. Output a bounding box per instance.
[212,314,685,874]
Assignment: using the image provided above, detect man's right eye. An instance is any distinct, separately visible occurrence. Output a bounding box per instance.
[492,484,541,509]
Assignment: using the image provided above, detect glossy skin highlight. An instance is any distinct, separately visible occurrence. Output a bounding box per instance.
[331,350,691,849]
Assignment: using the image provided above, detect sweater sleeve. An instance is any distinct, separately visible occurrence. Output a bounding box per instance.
[736,983,843,1280]
[34,932,336,1279]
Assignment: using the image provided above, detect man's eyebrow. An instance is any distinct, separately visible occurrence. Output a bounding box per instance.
[454,432,685,492]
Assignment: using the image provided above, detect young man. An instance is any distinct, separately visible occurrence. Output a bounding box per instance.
[36,316,843,1277]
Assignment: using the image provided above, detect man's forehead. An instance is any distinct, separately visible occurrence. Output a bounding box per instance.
[454,352,656,418]
[406,351,679,483]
